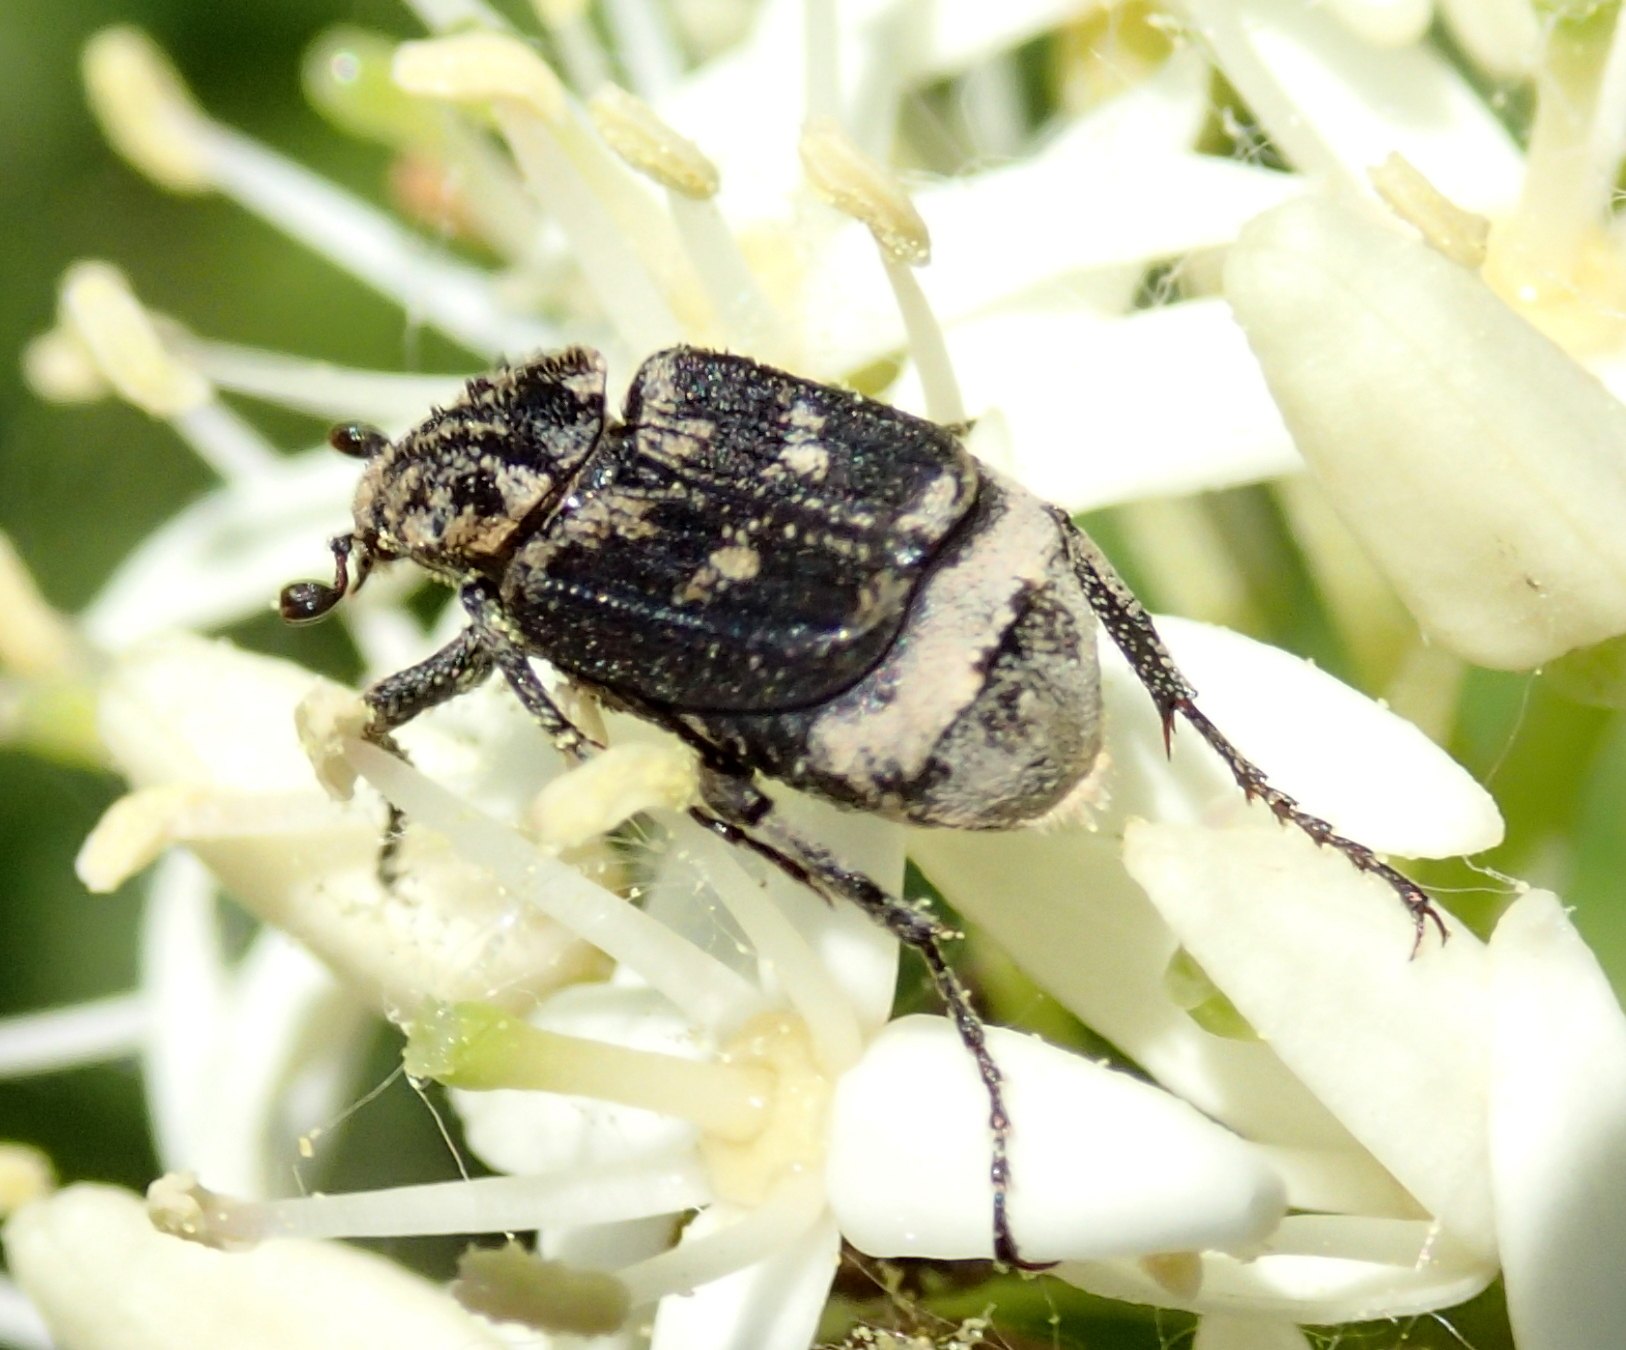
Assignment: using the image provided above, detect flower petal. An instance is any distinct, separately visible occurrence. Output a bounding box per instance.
[911,827,1360,1154]
[1226,196,1626,669]
[1100,615,1503,858]
[3,1185,507,1350]
[825,1015,1286,1262]
[1123,821,1496,1256]
[96,635,601,1012]
[1060,1213,1494,1322]
[889,300,1303,512]
[1179,0,1523,213]
[648,1209,840,1350]
[1489,890,1626,1350]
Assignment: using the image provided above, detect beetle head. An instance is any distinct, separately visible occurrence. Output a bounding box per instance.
[280,347,609,625]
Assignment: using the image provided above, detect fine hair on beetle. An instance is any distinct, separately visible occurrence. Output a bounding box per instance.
[282,344,1445,1266]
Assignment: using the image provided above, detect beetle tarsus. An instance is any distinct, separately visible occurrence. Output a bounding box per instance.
[1059,516,1449,951]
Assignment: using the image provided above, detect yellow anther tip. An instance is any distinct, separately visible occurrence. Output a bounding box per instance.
[588,85,720,200]
[58,261,211,418]
[83,26,212,194]
[22,327,110,404]
[799,117,931,265]
[393,33,568,124]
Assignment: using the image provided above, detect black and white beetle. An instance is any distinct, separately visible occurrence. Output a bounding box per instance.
[282,345,1442,1265]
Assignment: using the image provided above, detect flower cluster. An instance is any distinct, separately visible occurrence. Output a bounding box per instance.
[3,3,1626,1350]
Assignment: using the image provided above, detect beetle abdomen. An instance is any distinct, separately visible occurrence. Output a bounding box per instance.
[683,473,1103,828]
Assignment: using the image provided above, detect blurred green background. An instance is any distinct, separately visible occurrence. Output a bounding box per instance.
[0,4,1621,1347]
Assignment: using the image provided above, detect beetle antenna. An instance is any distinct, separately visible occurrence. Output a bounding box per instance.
[279,534,357,624]
[329,422,388,459]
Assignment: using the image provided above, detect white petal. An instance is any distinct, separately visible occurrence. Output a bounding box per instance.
[648,1209,839,1350]
[1123,821,1496,1255]
[1099,614,1503,857]
[889,301,1302,512]
[1437,0,1541,79]
[1489,890,1626,1350]
[1178,0,1523,213]
[911,828,1359,1154]
[1061,1213,1494,1321]
[826,1015,1286,1262]
[1324,0,1432,47]
[98,635,600,1011]
[1226,197,1626,669]
[3,1185,506,1350]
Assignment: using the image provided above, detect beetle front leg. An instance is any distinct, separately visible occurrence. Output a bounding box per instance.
[689,767,1034,1270]
[1053,507,1446,950]
[459,581,604,763]
[360,625,495,878]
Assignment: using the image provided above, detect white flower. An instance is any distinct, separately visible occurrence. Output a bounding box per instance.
[98,662,1286,1349]
[9,4,1624,1349]
[1179,0,1626,673]
[5,1184,510,1350]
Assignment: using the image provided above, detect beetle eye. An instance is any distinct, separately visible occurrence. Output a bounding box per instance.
[329,422,388,459]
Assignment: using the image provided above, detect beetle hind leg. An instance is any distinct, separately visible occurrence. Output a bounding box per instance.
[1054,507,1447,951]
[691,767,1038,1270]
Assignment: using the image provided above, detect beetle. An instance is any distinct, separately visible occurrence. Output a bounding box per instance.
[282,345,1442,1265]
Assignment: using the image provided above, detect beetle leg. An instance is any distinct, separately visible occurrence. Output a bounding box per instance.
[459,582,605,763]
[359,625,496,880]
[1053,506,1447,951]
[690,767,1037,1271]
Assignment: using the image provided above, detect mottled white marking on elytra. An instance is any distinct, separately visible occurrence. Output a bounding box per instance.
[709,545,761,582]
[779,442,830,480]
[895,471,964,536]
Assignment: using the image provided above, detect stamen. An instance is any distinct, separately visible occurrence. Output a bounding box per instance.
[304,27,541,264]
[678,830,864,1076]
[0,536,80,680]
[0,1145,55,1215]
[20,326,108,404]
[589,85,789,354]
[394,35,694,352]
[600,0,684,97]
[57,262,209,420]
[0,995,146,1078]
[616,1171,826,1305]
[198,121,554,358]
[77,786,357,893]
[394,32,570,123]
[880,254,965,425]
[405,1000,772,1141]
[83,26,548,358]
[798,118,963,421]
[799,118,929,265]
[149,1161,711,1247]
[338,735,767,1031]
[588,85,719,199]
[82,28,211,193]
[174,333,465,425]
[529,742,699,852]
[1370,153,1491,269]
[803,0,841,123]
[530,0,611,95]
[1493,7,1626,287]
[57,262,280,481]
